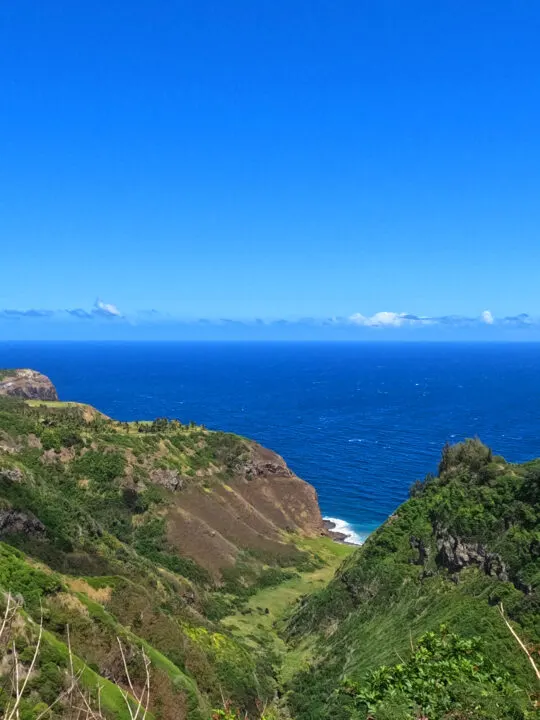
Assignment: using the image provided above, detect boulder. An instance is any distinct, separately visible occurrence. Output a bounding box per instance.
[0,509,45,536]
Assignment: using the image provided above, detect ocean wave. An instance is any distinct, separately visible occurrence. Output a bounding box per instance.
[323,516,365,545]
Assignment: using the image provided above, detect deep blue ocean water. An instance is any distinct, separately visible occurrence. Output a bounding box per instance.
[2,342,540,542]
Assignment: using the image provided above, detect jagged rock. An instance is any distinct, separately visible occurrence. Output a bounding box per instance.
[515,579,533,595]
[0,509,45,536]
[436,528,508,582]
[0,369,58,401]
[410,536,430,566]
[0,467,25,483]
[150,468,185,491]
[241,444,293,479]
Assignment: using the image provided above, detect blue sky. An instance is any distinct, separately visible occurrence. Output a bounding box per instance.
[2,1,540,340]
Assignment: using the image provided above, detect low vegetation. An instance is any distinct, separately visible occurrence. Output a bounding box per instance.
[0,386,538,719]
[0,393,348,718]
[286,438,539,719]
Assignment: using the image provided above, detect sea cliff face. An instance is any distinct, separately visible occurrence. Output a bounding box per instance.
[0,368,59,400]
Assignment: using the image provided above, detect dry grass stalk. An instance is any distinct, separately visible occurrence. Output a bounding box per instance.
[1,593,152,719]
[499,603,540,682]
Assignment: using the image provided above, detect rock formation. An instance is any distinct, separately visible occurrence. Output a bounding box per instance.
[0,368,59,401]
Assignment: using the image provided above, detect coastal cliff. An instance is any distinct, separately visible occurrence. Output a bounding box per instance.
[0,372,538,719]
[0,369,332,719]
[0,368,59,400]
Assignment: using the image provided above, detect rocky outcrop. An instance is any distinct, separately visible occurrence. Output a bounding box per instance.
[410,536,431,566]
[436,528,508,581]
[240,443,295,479]
[150,468,185,491]
[0,369,58,401]
[324,519,348,543]
[0,509,45,536]
[0,466,25,483]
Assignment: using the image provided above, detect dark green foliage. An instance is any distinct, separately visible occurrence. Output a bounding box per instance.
[287,439,540,720]
[73,449,126,487]
[219,553,299,603]
[0,543,62,610]
[342,626,529,719]
[438,437,493,475]
[2,392,538,720]
[133,517,212,585]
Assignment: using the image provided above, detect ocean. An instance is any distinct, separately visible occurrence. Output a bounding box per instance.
[1,341,540,544]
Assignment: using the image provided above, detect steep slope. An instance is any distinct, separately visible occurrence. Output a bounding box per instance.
[0,368,58,400]
[4,369,537,720]
[286,439,540,719]
[0,371,330,719]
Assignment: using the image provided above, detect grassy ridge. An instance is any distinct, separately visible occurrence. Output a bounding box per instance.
[0,395,340,718]
[285,440,540,719]
[1,392,538,719]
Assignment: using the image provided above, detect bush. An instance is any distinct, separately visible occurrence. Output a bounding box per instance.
[342,626,529,719]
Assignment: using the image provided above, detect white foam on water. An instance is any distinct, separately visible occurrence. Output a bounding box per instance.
[324,517,365,546]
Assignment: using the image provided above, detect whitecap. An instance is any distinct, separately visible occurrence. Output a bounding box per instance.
[323,517,365,545]
[348,438,364,443]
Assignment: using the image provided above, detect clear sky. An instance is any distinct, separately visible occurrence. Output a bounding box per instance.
[2,1,540,339]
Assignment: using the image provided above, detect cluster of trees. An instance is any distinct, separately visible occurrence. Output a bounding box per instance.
[125,418,203,433]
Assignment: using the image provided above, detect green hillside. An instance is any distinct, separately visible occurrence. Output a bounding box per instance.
[285,439,540,719]
[0,393,343,719]
[0,384,538,719]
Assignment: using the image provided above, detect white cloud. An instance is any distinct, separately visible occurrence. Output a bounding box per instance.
[93,299,122,318]
[347,310,506,329]
[481,310,494,325]
[348,311,430,327]
[350,312,401,327]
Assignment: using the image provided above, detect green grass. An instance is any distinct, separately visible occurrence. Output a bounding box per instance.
[25,400,79,407]
[74,589,204,718]
[221,537,354,685]
[288,572,538,719]
[43,630,144,720]
[285,440,540,720]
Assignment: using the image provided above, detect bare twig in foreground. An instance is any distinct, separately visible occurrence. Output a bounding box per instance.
[499,603,540,682]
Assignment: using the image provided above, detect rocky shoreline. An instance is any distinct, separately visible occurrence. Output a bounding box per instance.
[323,518,352,544]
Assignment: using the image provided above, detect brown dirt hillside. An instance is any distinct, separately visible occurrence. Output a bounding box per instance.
[165,442,326,576]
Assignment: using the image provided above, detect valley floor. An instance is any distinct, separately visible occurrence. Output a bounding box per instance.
[222,537,354,688]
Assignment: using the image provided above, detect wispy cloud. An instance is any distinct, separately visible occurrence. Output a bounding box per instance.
[500,313,532,327]
[0,300,124,322]
[66,308,93,319]
[0,309,54,319]
[346,309,511,329]
[1,304,540,333]
[349,311,433,327]
[92,299,122,318]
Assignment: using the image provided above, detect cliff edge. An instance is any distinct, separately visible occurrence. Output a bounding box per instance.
[0,369,327,578]
[0,368,332,718]
[0,368,59,400]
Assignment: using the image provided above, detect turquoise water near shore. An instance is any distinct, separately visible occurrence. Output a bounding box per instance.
[2,341,540,542]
